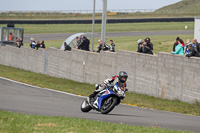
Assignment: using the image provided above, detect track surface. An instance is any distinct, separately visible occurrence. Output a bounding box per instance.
[24,30,193,43]
[0,77,200,132]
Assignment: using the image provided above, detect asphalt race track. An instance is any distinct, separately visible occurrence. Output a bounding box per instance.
[24,30,193,43]
[0,77,200,132]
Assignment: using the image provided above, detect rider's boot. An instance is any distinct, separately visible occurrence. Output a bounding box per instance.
[88,84,101,103]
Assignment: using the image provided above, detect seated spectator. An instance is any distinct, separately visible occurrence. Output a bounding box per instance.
[97,40,110,53]
[64,42,71,51]
[30,38,36,49]
[192,39,200,53]
[171,40,184,55]
[173,37,180,52]
[145,37,153,51]
[8,33,14,41]
[140,42,153,55]
[14,38,19,46]
[184,39,193,54]
[179,39,185,49]
[186,44,200,57]
[14,41,21,48]
[78,36,90,51]
[137,39,143,53]
[109,40,115,52]
[19,38,23,46]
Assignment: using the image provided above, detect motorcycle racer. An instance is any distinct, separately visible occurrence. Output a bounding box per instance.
[89,71,128,101]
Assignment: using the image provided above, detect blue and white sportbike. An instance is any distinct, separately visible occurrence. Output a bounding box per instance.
[80,83,127,114]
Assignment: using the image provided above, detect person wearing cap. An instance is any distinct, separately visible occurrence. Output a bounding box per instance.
[137,39,143,53]
[186,44,200,57]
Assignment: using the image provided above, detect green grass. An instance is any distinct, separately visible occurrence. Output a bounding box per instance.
[0,22,194,34]
[0,110,193,133]
[0,64,200,116]
[156,0,200,13]
[24,34,194,54]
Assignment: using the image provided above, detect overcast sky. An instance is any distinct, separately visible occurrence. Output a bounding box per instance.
[2,0,182,11]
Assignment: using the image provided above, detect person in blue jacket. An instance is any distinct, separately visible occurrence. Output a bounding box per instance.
[171,40,184,55]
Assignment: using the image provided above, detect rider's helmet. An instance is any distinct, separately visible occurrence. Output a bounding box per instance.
[118,71,128,83]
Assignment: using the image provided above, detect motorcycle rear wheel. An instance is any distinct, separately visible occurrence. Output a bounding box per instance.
[80,99,92,112]
[101,96,118,114]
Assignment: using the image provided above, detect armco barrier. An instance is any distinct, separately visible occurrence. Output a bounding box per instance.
[0,17,194,24]
[0,45,199,103]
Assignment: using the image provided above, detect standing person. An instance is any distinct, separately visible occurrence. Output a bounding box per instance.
[8,33,14,41]
[145,37,153,51]
[171,40,184,55]
[19,38,23,46]
[192,39,200,53]
[109,40,115,52]
[173,37,180,52]
[137,39,143,53]
[77,35,83,49]
[78,36,90,51]
[35,41,41,50]
[40,40,46,49]
[30,38,36,49]
[97,40,110,53]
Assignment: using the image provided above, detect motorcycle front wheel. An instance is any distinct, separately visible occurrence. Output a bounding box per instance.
[80,99,92,112]
[101,96,118,114]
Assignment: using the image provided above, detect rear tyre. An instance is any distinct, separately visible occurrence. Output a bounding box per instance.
[101,96,118,114]
[80,99,92,112]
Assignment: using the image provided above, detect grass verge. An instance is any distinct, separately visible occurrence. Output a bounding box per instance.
[0,64,200,116]
[0,22,194,34]
[0,110,193,133]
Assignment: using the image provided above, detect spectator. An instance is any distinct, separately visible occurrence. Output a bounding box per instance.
[19,38,23,46]
[8,33,14,41]
[74,36,79,48]
[137,39,143,53]
[35,41,41,50]
[77,35,83,49]
[171,40,184,55]
[140,42,154,55]
[192,39,200,53]
[173,37,180,52]
[78,36,90,51]
[186,44,200,57]
[179,39,185,48]
[97,40,110,53]
[145,37,153,51]
[64,42,71,51]
[14,38,19,46]
[14,41,21,48]
[109,40,115,52]
[184,39,193,54]
[30,38,36,49]
[40,40,46,49]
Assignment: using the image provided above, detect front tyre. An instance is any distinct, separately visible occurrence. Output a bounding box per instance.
[81,99,92,112]
[101,96,118,114]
